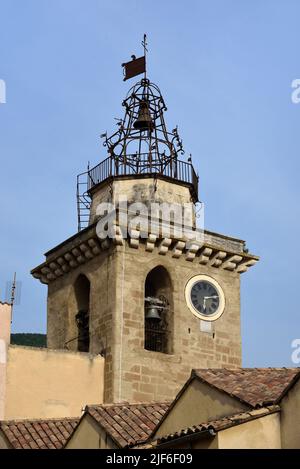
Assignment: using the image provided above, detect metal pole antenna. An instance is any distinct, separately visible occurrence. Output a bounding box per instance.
[142,34,148,79]
[10,272,16,323]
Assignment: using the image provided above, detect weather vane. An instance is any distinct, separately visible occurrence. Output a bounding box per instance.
[122,34,148,81]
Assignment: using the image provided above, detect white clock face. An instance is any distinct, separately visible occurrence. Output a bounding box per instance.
[185,275,225,321]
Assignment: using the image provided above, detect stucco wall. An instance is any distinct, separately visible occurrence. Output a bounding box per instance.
[65,414,117,449]
[193,436,219,449]
[160,413,281,449]
[66,415,101,449]
[153,378,249,438]
[218,413,281,449]
[0,431,11,449]
[281,377,300,448]
[4,345,104,420]
[0,303,11,419]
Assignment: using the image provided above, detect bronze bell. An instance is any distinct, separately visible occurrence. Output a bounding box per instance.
[145,304,161,321]
[134,101,153,131]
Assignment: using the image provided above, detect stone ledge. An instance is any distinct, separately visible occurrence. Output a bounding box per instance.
[31,223,258,284]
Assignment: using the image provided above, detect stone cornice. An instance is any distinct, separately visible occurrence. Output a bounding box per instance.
[31,224,259,284]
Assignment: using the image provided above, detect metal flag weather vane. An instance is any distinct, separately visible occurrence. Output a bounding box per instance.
[122,34,148,81]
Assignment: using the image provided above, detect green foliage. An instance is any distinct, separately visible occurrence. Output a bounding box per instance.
[10,333,47,348]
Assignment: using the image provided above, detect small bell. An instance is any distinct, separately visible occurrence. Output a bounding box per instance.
[145,304,161,321]
[134,101,153,131]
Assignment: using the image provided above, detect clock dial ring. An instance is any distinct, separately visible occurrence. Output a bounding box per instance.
[185,275,225,321]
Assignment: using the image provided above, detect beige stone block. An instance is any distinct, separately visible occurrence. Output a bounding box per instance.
[124,372,141,382]
[132,391,154,402]
[139,383,156,394]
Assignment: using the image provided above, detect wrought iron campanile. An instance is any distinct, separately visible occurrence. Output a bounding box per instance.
[77,50,198,231]
[102,78,184,177]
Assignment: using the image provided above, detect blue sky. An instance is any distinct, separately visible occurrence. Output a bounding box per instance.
[0,0,299,367]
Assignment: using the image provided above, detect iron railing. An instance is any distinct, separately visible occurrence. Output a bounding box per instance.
[77,154,199,231]
[144,319,168,354]
[87,153,198,199]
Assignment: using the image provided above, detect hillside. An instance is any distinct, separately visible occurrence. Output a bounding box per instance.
[10,333,47,348]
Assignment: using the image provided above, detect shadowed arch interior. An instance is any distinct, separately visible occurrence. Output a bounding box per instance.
[74,274,90,352]
[144,265,173,354]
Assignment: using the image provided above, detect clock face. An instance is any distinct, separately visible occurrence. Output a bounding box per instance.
[190,281,220,316]
[185,275,225,321]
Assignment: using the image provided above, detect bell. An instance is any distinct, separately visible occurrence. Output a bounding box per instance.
[145,305,161,321]
[134,101,153,131]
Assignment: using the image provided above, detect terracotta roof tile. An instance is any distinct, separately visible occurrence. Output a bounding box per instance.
[192,368,300,407]
[0,418,78,449]
[86,401,170,448]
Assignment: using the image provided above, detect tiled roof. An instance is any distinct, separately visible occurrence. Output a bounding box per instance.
[193,368,300,407]
[0,418,78,449]
[86,401,170,448]
[155,405,280,445]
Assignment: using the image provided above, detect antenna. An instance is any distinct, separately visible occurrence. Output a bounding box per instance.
[10,272,16,323]
[142,34,148,79]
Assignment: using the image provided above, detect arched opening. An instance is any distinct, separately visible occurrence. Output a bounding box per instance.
[144,266,173,354]
[74,274,90,352]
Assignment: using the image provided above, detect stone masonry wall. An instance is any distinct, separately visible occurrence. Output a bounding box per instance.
[46,234,242,404]
[110,241,241,403]
[47,246,118,402]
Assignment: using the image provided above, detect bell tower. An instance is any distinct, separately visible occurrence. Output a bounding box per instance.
[32,51,259,404]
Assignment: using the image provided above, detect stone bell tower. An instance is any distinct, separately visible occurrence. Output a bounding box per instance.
[32,71,258,404]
